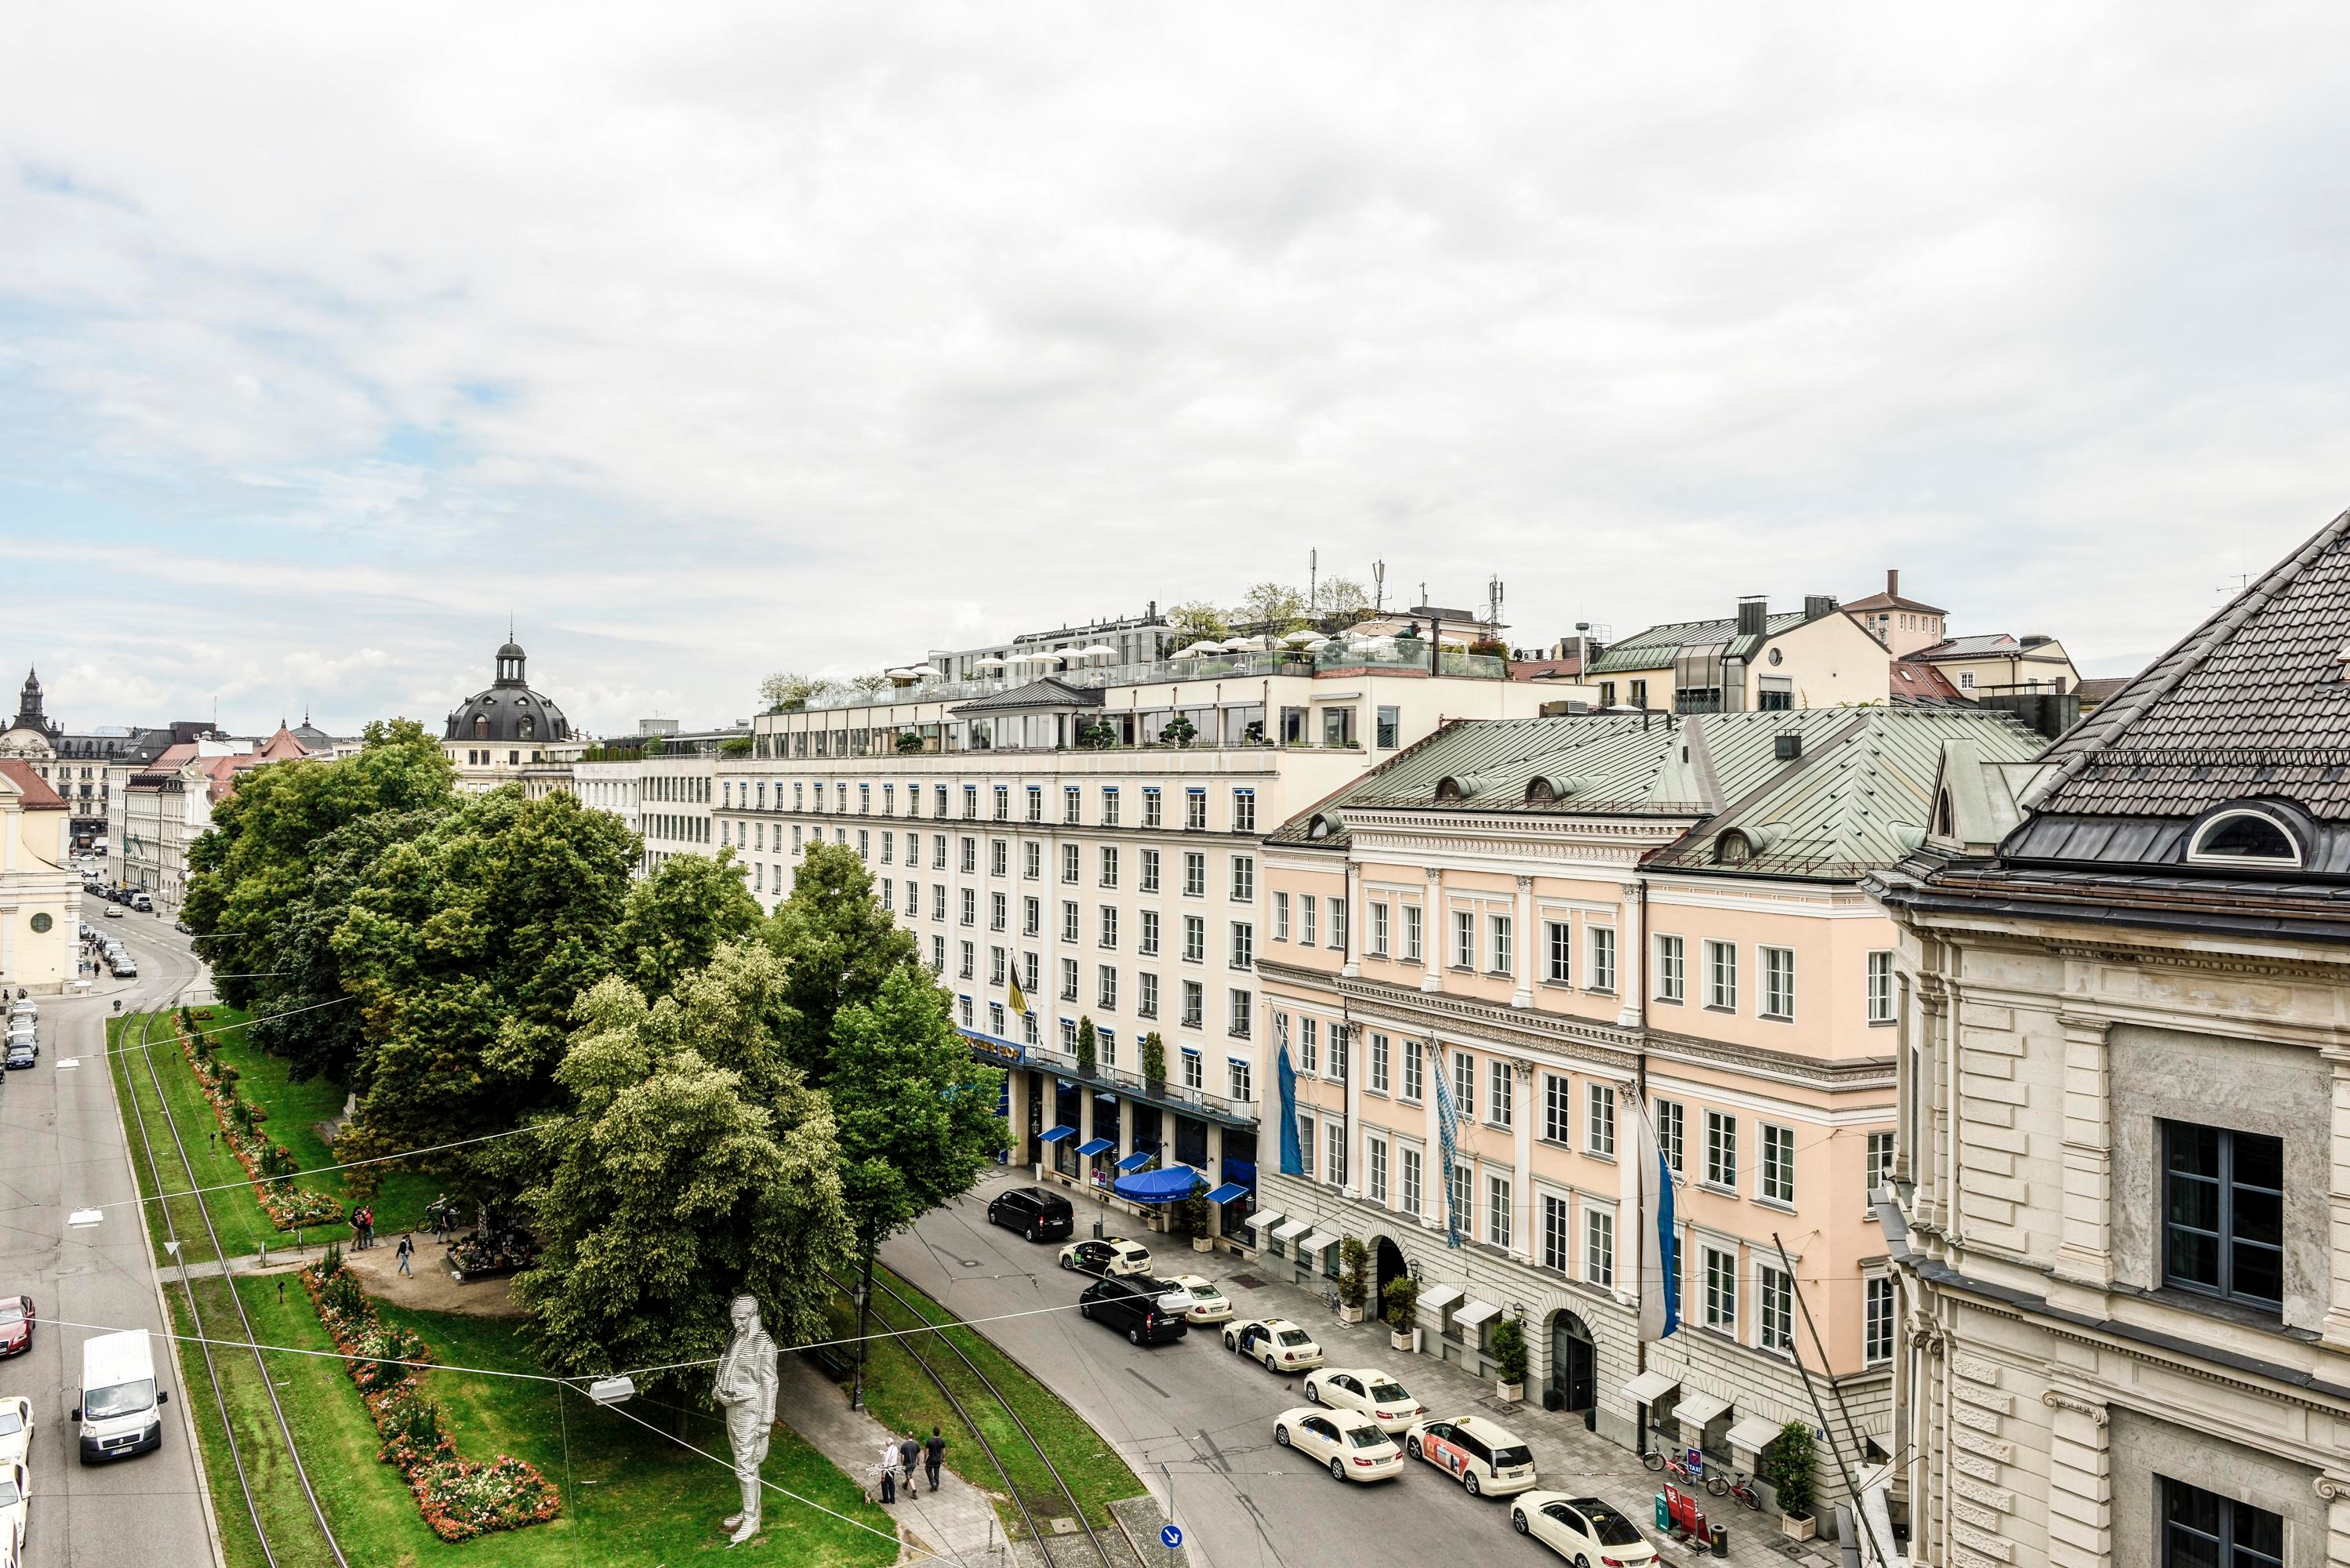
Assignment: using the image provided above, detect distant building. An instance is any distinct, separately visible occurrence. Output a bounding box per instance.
[1585,594,1891,713]
[1909,630,2082,697]
[1842,569,1950,659]
[0,757,77,992]
[441,637,574,793]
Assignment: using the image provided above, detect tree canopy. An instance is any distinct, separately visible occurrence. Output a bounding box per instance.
[759,842,923,1082]
[830,967,1004,1257]
[616,848,765,1001]
[1163,601,1230,646]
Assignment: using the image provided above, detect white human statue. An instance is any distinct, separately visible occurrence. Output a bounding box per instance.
[714,1293,780,1545]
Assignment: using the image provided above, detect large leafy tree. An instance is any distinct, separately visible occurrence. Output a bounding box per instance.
[830,968,1006,1405]
[515,953,848,1396]
[1234,581,1310,634]
[333,786,638,1163]
[760,842,922,1082]
[616,848,764,1001]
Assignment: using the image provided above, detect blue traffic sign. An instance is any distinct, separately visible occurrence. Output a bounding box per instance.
[1160,1525,1183,1549]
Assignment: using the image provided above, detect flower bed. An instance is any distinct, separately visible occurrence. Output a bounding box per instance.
[173,1019,344,1232]
[304,1250,561,1541]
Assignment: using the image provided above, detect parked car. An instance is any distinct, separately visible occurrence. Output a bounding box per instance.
[1058,1237,1153,1278]
[1302,1367,1426,1433]
[0,1458,24,1563]
[75,1328,166,1461]
[1077,1275,1192,1346]
[173,920,191,935]
[1223,1318,1324,1373]
[985,1186,1073,1243]
[0,1397,31,1468]
[110,956,137,978]
[129,893,152,913]
[0,1298,35,1357]
[1273,1406,1404,1483]
[3,1042,32,1071]
[1403,1415,1538,1497]
[1165,1273,1232,1324]
[1511,1494,1658,1565]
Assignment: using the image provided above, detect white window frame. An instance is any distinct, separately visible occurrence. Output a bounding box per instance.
[1585,1083,1616,1158]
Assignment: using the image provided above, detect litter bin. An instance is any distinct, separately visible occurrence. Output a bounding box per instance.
[1654,1493,1669,1531]
[1711,1523,1727,1556]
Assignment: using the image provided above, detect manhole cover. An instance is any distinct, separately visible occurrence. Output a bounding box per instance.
[1226,1273,1266,1290]
[1050,1517,1080,1535]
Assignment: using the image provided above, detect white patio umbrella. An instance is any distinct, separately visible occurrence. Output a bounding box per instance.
[1281,629,1321,647]
[1174,642,1216,658]
[1075,644,1118,662]
[973,655,1008,670]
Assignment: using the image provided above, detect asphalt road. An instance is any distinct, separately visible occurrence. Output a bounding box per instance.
[881,1171,1792,1568]
[5,907,218,1568]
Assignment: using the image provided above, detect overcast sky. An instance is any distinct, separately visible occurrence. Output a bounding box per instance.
[5,5,2350,737]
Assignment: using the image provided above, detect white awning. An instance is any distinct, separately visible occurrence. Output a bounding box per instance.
[1727,1414,1785,1455]
[1418,1284,1466,1313]
[1623,1370,1680,1406]
[1244,1210,1283,1233]
[1271,1219,1312,1243]
[1298,1232,1339,1258]
[1452,1298,1502,1331]
[1677,1388,1734,1429]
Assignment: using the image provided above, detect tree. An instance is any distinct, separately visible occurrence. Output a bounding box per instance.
[828,967,1005,1406]
[1171,1178,1211,1240]
[1075,1016,1097,1076]
[848,673,892,698]
[641,733,667,757]
[1158,715,1197,746]
[1313,576,1371,623]
[1338,1237,1368,1308]
[1234,582,1309,634]
[1141,1031,1166,1087]
[514,962,848,1399]
[1489,1316,1528,1387]
[1382,1274,1420,1336]
[894,731,924,755]
[760,672,841,712]
[616,849,765,1001]
[760,842,924,1082]
[1163,601,1229,648]
[718,735,754,758]
[1763,1421,1818,1521]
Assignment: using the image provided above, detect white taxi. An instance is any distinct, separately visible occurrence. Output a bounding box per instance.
[1403,1414,1538,1497]
[1302,1367,1426,1433]
[1166,1274,1232,1324]
[0,1400,30,1468]
[1273,1405,1404,1483]
[1511,1492,1659,1565]
[1223,1317,1324,1372]
[0,1458,26,1563]
[1058,1238,1154,1278]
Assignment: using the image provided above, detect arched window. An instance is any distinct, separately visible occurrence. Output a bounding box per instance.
[473,715,489,739]
[2187,808,2301,867]
[1933,789,1954,838]
[1434,777,1466,803]
[1715,829,1756,866]
[518,717,536,741]
[1525,777,1557,804]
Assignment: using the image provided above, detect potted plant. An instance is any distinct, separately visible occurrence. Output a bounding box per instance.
[1382,1276,1420,1352]
[1489,1316,1529,1402]
[1176,1179,1215,1252]
[895,731,924,755]
[1141,1031,1166,1093]
[1763,1421,1818,1540]
[1337,1239,1369,1323]
[1159,715,1197,746]
[1075,1016,1097,1078]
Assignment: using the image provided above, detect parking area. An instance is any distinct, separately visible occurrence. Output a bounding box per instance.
[883,1170,1843,1568]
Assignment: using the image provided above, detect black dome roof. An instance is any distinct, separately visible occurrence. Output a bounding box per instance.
[445,640,570,744]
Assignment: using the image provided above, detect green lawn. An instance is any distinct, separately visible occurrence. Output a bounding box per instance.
[837,1266,1145,1537]
[111,1011,275,1266]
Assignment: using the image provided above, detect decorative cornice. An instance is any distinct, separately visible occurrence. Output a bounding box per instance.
[2315,1473,2350,1502]
[2040,1389,2108,1425]
[2050,938,2350,982]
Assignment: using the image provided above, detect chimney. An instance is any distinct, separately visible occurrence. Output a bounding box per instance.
[1803,593,1838,620]
[1736,597,1767,638]
[1887,568,1900,599]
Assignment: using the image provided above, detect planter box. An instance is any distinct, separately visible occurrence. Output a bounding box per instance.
[1338,1305,1364,1324]
[1390,1329,1415,1352]
[1192,1236,1214,1253]
[1782,1515,1816,1542]
[1494,1381,1524,1403]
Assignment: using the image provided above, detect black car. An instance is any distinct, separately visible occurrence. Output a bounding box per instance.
[3,1040,32,1070]
[986,1185,1073,1243]
[1077,1276,1190,1346]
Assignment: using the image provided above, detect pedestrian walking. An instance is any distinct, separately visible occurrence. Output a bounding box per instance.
[899,1432,922,1498]
[396,1233,414,1277]
[924,1426,946,1491]
[876,1437,899,1504]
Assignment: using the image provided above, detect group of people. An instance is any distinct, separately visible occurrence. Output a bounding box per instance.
[874,1427,947,1504]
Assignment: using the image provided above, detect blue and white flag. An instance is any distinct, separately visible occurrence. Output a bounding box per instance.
[1636,1095,1681,1341]
[1276,1045,1303,1177]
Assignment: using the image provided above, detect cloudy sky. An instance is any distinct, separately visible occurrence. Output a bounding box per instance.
[5,4,2349,737]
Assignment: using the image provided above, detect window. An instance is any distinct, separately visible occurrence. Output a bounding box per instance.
[1453,909,1476,969]
[1022,952,1038,992]
[1101,787,1120,826]
[1228,1054,1251,1098]
[1703,1247,1738,1331]
[1326,1120,1346,1185]
[1186,789,1208,831]
[1487,1059,1513,1127]
[990,891,1007,930]
[1489,913,1513,975]
[1228,989,1252,1040]
[1761,1123,1796,1203]
[1142,787,1161,828]
[1487,1176,1512,1249]
[1062,901,1079,942]
[1059,957,1078,1001]
[990,946,1007,985]
[1099,1028,1117,1067]
[1024,896,1041,936]
[2163,1123,2283,1307]
[1864,1276,1894,1365]
[1404,905,1422,963]
[1297,1112,1316,1177]
[1866,1131,1896,1201]
[2188,808,2302,866]
[2162,1476,2283,1568]
[1138,971,1158,1018]
[1369,1033,1389,1093]
[1328,897,1346,951]
[1026,785,1043,822]
[932,885,946,921]
[1139,909,1160,956]
[1541,1196,1570,1273]
[1301,895,1317,946]
[959,888,976,926]
[1705,1111,1737,1189]
[1063,786,1081,825]
[1402,1039,1423,1102]
[1297,1017,1317,1073]
[1099,845,1119,887]
[933,834,948,869]
[1586,1083,1617,1157]
[1705,941,1738,1011]
[1401,1147,1422,1215]
[993,785,1009,821]
[1544,920,1571,984]
[1377,706,1400,749]
[1183,852,1206,897]
[1229,922,1254,969]
[1654,935,1684,1003]
[1182,915,1205,963]
[1758,1265,1793,1352]
[1328,1025,1348,1081]
[1181,980,1204,1029]
[1369,1138,1389,1202]
[1451,1050,1475,1119]
[1761,946,1795,1021]
[1369,901,1389,956]
[1061,844,1079,883]
[1098,965,1118,1011]
[962,785,978,818]
[1182,1048,1203,1090]
[1542,1074,1571,1144]
[1232,789,1255,832]
[1099,905,1119,948]
[985,838,1003,876]
[1230,855,1254,900]
[1589,927,1616,992]
[1139,848,1160,892]
[1272,892,1290,941]
[1867,950,1895,1025]
[958,941,975,980]
[1024,841,1041,880]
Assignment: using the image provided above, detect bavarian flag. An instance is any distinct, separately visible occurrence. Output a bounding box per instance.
[1006,972,1029,1018]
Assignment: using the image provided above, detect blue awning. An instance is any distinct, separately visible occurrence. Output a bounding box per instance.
[1205,1182,1250,1205]
[1038,1125,1077,1143]
[1115,1149,1156,1172]
[1075,1138,1115,1157]
[1113,1166,1203,1203]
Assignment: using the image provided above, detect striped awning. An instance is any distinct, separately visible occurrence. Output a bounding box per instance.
[1271,1219,1312,1243]
[1297,1232,1339,1258]
[1244,1210,1283,1233]
[1452,1298,1502,1331]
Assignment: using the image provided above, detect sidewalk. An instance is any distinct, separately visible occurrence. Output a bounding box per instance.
[779,1352,1032,1568]
[1048,1183,1840,1568]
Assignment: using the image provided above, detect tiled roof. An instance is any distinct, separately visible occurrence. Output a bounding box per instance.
[1913,633,2022,661]
[1585,611,1811,674]
[1844,592,1948,614]
[0,758,66,809]
[2028,508,2350,820]
[2072,676,2132,706]
[1890,659,1969,705]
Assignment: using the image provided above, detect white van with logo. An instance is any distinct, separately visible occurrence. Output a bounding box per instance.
[75,1330,167,1462]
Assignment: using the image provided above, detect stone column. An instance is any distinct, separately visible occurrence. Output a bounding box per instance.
[2325,1047,2350,1348]
[2314,1471,2350,1567]
[1510,876,1534,1008]
[1342,861,1364,980]
[2055,1013,2114,1288]
[1422,867,1444,993]
[1205,1120,1226,1242]
[1512,1059,1536,1262]
[1614,881,1643,1029]
[2041,1387,2112,1568]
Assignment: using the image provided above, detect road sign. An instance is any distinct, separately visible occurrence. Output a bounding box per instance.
[1160,1525,1182,1549]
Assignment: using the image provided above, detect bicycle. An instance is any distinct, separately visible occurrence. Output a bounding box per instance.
[1707,1467,1761,1509]
[1640,1430,1699,1485]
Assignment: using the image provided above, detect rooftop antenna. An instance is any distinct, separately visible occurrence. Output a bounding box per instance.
[1372,561,1386,613]
[1309,548,1317,615]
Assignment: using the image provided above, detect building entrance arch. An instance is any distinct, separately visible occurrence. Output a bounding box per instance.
[1373,1236,1407,1319]
[1549,1309,1596,1413]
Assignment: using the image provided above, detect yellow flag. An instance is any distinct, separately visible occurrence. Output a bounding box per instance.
[1006,972,1029,1018]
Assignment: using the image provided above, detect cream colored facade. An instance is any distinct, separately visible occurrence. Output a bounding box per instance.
[1589,598,1895,714]
[0,764,78,992]
[1916,634,2083,698]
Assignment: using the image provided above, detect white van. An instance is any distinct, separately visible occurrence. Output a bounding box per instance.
[75,1330,166,1462]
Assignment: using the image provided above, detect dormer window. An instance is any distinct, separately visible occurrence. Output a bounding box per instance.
[1714,829,1757,866]
[1525,777,1557,804]
[2187,808,2301,867]
[1933,789,1955,839]
[1434,777,1466,803]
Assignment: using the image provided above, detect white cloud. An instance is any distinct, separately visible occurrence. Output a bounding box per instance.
[4,2,2350,730]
